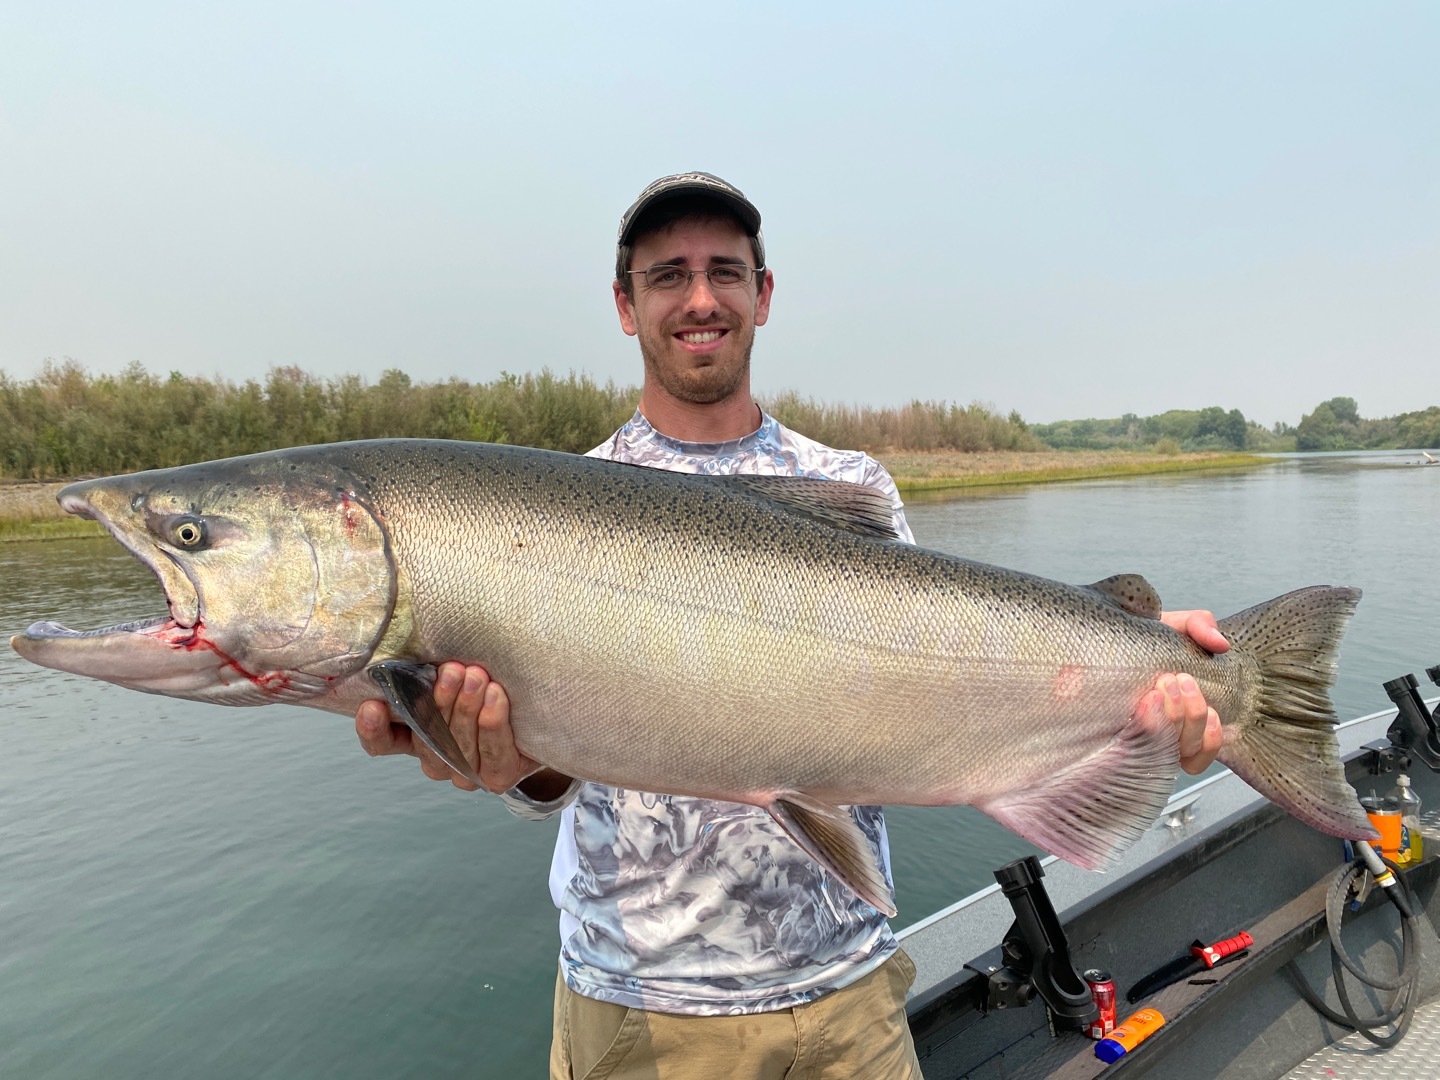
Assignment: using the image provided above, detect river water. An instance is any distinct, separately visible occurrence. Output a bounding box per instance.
[1,451,1435,1078]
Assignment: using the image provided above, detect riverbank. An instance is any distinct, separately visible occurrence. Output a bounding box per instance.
[879,449,1266,493]
[0,450,1268,542]
[0,482,104,542]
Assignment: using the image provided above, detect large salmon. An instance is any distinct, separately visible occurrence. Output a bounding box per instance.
[11,439,1374,914]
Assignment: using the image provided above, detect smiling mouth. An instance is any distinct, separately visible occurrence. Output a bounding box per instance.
[677,329,726,345]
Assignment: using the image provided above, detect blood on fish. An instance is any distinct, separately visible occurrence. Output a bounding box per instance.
[149,619,293,692]
[339,493,361,539]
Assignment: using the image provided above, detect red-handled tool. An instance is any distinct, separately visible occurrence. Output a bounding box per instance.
[1126,931,1254,1002]
[1191,931,1253,969]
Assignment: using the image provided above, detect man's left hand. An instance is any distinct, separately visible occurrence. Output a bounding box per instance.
[1152,609,1228,774]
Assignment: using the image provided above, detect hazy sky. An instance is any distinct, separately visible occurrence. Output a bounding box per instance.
[2,3,1435,426]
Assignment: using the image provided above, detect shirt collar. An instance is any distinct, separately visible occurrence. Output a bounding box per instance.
[622,408,778,456]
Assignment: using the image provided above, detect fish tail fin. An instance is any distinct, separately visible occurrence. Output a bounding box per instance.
[1216,585,1376,841]
[977,710,1180,872]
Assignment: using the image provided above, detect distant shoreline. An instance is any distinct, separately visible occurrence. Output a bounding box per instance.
[0,450,1270,543]
[878,449,1266,494]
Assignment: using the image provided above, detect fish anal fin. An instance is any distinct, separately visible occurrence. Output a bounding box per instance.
[977,703,1179,871]
[767,792,897,917]
[367,660,483,788]
[1085,575,1163,620]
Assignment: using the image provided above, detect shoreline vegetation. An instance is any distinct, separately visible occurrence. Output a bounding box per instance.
[878,449,1264,493]
[5,360,1431,542]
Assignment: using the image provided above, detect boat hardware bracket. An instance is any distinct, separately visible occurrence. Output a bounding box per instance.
[988,855,1099,1029]
[1361,739,1411,777]
[1383,667,1440,772]
[1162,786,1204,829]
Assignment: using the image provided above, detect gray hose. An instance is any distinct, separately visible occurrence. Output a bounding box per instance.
[1286,852,1420,1049]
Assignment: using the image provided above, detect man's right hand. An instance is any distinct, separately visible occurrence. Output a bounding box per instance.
[355,662,569,797]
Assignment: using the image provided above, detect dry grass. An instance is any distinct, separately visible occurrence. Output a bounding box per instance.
[876,449,1267,492]
[0,482,102,541]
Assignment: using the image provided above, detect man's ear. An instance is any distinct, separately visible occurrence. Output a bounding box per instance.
[754,269,774,327]
[614,280,639,337]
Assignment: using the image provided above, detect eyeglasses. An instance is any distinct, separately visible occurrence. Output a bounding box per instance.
[627,263,765,291]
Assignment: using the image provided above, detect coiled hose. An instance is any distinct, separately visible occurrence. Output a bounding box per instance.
[1285,846,1422,1049]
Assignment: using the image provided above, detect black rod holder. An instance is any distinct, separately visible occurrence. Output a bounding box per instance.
[991,855,1098,1028]
[1385,671,1440,772]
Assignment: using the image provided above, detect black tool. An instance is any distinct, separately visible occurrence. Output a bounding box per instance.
[1126,931,1253,1002]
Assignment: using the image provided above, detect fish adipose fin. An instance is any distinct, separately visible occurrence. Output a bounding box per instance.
[367,660,483,788]
[767,792,897,917]
[1214,585,1376,841]
[1084,574,1163,619]
[977,708,1180,871]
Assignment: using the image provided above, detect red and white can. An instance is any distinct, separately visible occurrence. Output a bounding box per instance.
[1084,969,1117,1039]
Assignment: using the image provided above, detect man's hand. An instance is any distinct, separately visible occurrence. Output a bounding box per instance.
[1150,609,1229,775]
[355,662,549,794]
[1162,609,1229,655]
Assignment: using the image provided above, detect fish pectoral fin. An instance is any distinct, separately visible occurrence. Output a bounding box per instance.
[767,792,897,917]
[976,707,1180,872]
[1083,575,1163,619]
[366,660,483,788]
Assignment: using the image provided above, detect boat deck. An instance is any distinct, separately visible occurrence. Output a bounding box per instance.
[1284,993,1440,1078]
[903,702,1440,1079]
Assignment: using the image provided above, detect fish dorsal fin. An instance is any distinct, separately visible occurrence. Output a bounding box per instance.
[1085,574,1163,619]
[766,792,897,917]
[716,475,901,540]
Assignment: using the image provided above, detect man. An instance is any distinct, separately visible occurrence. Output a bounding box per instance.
[355,172,1227,1078]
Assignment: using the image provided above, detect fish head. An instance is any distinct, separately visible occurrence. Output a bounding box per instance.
[10,451,397,705]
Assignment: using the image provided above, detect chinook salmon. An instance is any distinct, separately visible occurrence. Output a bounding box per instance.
[10,439,1374,915]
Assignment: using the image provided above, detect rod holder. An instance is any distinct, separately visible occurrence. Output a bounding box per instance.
[1385,672,1440,772]
[990,856,1098,1028]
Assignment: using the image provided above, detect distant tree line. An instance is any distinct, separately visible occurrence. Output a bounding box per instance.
[0,362,637,479]
[762,393,1042,454]
[1293,396,1440,452]
[1033,398,1438,455]
[9,362,1425,481]
[0,361,1039,479]
[1031,407,1289,453]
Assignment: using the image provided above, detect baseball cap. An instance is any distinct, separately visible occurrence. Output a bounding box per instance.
[616,172,765,279]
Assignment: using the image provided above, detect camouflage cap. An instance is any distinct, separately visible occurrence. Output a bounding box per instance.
[616,172,765,280]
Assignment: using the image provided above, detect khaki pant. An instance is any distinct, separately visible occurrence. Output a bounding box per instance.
[549,950,923,1080]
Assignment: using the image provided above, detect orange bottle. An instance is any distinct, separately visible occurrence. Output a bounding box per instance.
[1095,1008,1165,1063]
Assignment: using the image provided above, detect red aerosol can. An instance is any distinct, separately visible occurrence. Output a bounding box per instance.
[1084,969,1117,1039]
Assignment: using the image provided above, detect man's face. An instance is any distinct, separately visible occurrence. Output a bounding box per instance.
[614,217,774,407]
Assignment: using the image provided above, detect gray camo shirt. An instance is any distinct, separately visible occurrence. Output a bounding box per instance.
[502,409,915,1015]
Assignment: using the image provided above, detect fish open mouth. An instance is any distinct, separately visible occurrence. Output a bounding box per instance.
[58,488,203,629]
[11,612,252,696]
[8,492,239,697]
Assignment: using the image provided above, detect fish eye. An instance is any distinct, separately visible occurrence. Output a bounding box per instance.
[171,517,208,549]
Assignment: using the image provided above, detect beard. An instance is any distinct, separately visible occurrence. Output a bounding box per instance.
[637,320,754,405]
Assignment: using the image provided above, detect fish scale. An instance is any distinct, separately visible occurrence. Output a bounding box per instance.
[11,438,1376,917]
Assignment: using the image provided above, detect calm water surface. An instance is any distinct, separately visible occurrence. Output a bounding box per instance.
[1,451,1435,1077]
